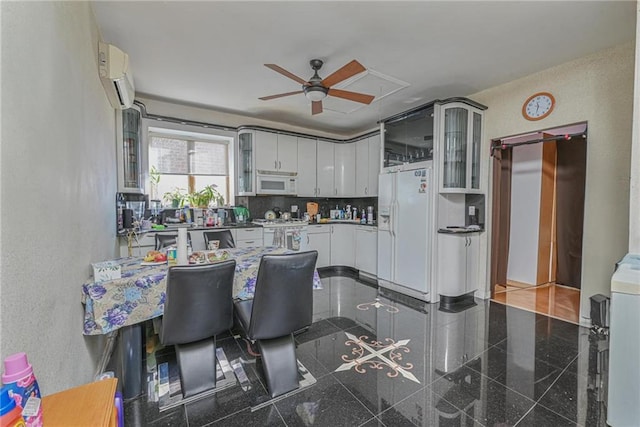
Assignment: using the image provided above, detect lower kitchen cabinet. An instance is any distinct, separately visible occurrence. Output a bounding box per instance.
[235,227,263,248]
[355,226,377,276]
[330,224,356,267]
[307,224,331,268]
[437,232,479,297]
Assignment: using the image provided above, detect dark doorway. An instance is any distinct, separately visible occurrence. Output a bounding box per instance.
[490,123,587,323]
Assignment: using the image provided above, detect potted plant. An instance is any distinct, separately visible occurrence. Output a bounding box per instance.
[149,166,161,199]
[188,184,224,208]
[163,188,186,208]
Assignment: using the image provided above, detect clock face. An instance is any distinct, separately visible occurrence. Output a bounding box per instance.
[522,92,555,121]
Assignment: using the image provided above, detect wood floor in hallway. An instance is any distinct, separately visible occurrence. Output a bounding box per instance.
[492,282,581,324]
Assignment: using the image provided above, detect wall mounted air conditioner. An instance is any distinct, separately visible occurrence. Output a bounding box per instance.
[98,42,135,110]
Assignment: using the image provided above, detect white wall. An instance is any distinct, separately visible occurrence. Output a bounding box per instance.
[630,3,640,253]
[1,2,117,393]
[507,144,543,285]
[472,43,634,324]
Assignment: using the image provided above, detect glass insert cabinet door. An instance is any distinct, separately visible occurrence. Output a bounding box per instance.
[236,130,255,195]
[382,106,434,168]
[116,106,142,193]
[439,103,483,192]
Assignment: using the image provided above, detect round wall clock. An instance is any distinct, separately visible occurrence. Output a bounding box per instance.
[522,92,555,121]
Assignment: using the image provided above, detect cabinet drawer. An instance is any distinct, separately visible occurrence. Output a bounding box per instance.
[235,228,262,240]
[236,239,263,248]
[307,224,330,234]
[136,234,157,247]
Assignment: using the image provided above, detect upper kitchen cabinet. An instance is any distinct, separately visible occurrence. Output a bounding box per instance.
[236,130,255,196]
[116,105,143,193]
[255,130,297,174]
[438,102,484,193]
[355,134,381,196]
[382,106,434,170]
[316,140,335,197]
[297,137,317,197]
[334,143,356,197]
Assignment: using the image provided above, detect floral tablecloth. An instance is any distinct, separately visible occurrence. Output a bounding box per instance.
[82,247,322,335]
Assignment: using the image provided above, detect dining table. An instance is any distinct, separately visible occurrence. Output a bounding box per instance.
[81,246,322,399]
[82,246,323,336]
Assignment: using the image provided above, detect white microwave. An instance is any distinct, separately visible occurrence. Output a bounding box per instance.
[256,173,297,195]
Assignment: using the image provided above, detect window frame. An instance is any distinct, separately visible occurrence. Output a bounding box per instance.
[142,121,236,205]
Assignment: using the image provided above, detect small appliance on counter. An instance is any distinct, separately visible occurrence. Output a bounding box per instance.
[116,192,148,232]
[306,202,319,219]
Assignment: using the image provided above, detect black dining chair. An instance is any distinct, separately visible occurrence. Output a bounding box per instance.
[234,250,318,398]
[203,230,235,249]
[155,232,192,251]
[159,260,236,398]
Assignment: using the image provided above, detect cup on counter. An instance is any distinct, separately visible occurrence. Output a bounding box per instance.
[208,240,220,250]
[166,247,177,265]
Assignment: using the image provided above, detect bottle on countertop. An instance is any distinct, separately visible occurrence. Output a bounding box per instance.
[367,206,374,224]
[1,353,42,427]
[0,386,25,427]
[361,208,367,224]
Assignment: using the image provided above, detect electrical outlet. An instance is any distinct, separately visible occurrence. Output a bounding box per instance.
[469,206,476,215]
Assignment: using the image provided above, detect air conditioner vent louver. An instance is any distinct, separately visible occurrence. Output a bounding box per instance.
[99,42,135,110]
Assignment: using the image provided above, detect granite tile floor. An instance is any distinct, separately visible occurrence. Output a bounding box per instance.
[124,273,609,426]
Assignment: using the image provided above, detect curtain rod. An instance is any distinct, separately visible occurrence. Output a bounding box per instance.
[490,131,587,156]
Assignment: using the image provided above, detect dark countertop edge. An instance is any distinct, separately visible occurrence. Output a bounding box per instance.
[438,228,484,234]
[121,222,378,236]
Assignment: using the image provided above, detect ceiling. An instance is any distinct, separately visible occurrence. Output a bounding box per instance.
[92,1,636,137]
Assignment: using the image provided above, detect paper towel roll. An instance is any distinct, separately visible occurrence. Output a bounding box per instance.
[177,228,188,265]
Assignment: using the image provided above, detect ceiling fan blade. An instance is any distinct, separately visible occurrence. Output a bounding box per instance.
[312,101,323,115]
[321,60,366,88]
[259,90,303,101]
[328,88,375,105]
[264,64,308,85]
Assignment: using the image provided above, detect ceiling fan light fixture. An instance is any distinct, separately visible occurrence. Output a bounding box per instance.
[304,85,328,102]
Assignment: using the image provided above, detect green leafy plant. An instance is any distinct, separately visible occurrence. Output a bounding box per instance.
[149,166,161,199]
[163,187,187,208]
[188,184,224,208]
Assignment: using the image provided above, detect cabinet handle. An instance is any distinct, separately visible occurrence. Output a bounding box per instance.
[274,160,277,169]
[365,187,368,195]
[317,187,320,195]
[334,188,337,195]
[245,240,255,244]
[307,235,310,244]
[279,161,281,169]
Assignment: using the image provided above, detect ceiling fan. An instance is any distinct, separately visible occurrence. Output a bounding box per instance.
[259,59,375,115]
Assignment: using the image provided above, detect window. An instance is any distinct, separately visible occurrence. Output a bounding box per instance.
[148,128,233,207]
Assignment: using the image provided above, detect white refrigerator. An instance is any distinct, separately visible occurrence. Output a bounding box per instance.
[377,165,434,302]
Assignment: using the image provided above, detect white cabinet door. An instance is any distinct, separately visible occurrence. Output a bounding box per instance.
[466,233,479,293]
[255,131,278,172]
[316,141,335,197]
[439,103,483,193]
[277,134,298,173]
[330,224,355,267]
[334,143,356,197]
[355,226,377,275]
[368,134,381,196]
[307,225,331,268]
[437,233,467,297]
[297,137,317,196]
[355,139,369,197]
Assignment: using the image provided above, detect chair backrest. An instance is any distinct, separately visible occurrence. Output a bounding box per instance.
[203,230,235,249]
[160,260,236,346]
[155,232,192,250]
[248,251,318,340]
